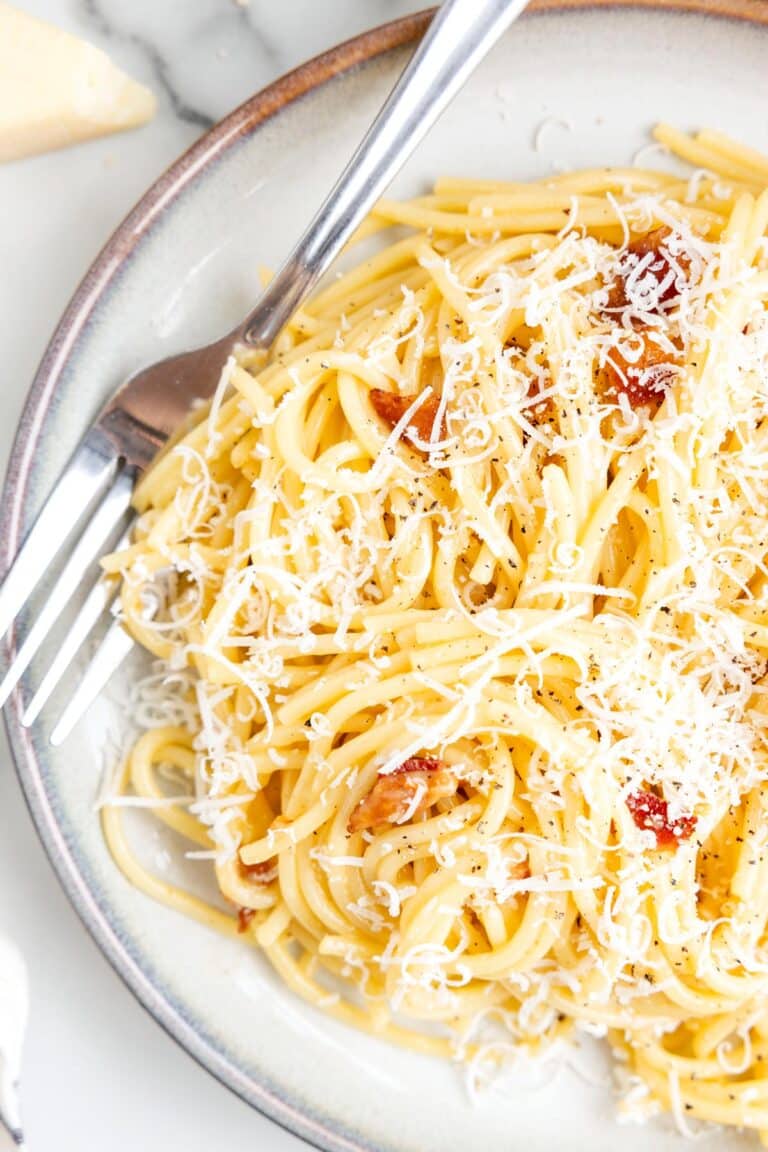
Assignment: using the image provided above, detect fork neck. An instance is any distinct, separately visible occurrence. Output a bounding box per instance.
[237,0,527,350]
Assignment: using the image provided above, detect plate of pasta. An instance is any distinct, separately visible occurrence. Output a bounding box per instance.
[7,2,768,1150]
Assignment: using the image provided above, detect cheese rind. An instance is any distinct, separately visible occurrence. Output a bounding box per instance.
[0,2,156,163]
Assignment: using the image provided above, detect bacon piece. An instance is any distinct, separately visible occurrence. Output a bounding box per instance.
[369,389,442,446]
[607,226,691,313]
[389,755,443,775]
[237,907,256,933]
[601,330,680,407]
[626,790,696,848]
[240,857,277,882]
[348,756,457,833]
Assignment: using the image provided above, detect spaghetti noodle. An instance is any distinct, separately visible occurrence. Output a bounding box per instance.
[102,124,768,1140]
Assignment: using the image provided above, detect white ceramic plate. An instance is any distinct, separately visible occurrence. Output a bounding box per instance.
[4,5,768,1149]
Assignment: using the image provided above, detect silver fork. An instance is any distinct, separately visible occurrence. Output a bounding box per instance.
[0,0,527,752]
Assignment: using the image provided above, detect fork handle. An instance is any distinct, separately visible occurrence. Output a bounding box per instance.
[239,0,528,348]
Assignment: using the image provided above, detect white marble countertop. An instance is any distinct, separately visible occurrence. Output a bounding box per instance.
[0,2,418,1148]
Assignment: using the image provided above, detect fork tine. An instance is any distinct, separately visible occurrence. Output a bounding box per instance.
[0,436,119,644]
[20,525,134,728]
[50,617,134,746]
[0,469,134,710]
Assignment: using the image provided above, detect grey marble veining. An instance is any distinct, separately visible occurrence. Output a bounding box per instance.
[81,0,219,128]
[16,1,424,135]
[75,0,421,125]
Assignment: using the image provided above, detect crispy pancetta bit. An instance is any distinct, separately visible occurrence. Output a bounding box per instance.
[600,330,681,407]
[369,389,442,447]
[348,756,457,833]
[626,789,696,849]
[606,225,691,312]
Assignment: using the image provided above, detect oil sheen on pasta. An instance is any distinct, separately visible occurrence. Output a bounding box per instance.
[102,124,768,1142]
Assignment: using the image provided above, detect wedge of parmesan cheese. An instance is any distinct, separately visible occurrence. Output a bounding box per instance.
[0,3,155,163]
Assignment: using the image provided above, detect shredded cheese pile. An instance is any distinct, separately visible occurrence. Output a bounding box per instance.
[102,124,768,1142]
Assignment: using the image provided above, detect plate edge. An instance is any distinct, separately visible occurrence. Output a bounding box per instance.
[3,3,768,1151]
